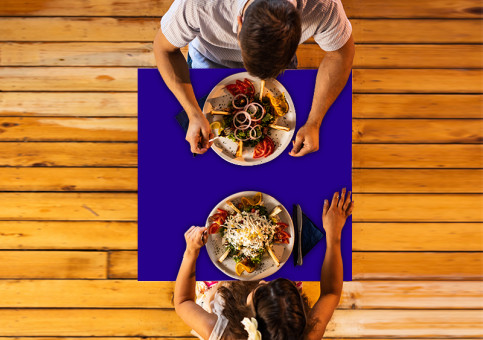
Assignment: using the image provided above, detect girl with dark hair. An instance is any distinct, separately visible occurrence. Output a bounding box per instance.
[174,189,353,339]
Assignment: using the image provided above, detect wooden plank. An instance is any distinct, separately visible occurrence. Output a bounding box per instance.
[109,250,483,280]
[0,0,481,18]
[0,168,137,191]
[0,251,107,279]
[354,252,483,280]
[0,221,137,249]
[298,44,483,69]
[353,223,483,251]
[109,251,137,279]
[2,43,482,69]
[8,118,481,144]
[1,193,480,222]
[0,17,160,42]
[0,309,479,337]
[352,19,483,43]
[0,117,137,141]
[353,144,483,168]
[0,18,481,43]
[0,42,155,67]
[2,93,480,118]
[0,193,137,221]
[0,92,137,117]
[353,169,483,193]
[353,194,483,222]
[2,68,481,93]
[0,142,137,167]
[353,119,483,144]
[353,69,483,93]
[0,280,481,309]
[353,94,483,119]
[0,67,137,92]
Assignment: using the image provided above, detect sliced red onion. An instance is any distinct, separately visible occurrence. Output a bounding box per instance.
[249,125,262,140]
[244,102,265,122]
[233,111,251,129]
[232,94,248,109]
[234,128,251,141]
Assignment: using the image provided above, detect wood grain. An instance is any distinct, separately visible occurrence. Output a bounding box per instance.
[2,68,482,93]
[0,280,480,309]
[0,92,137,117]
[0,251,107,279]
[2,93,480,118]
[353,144,483,168]
[0,117,137,141]
[353,252,483,280]
[0,193,137,221]
[0,67,137,91]
[0,142,137,167]
[352,194,483,222]
[353,223,483,251]
[353,119,483,143]
[298,44,483,69]
[0,309,479,337]
[2,43,482,69]
[0,168,137,191]
[0,0,481,18]
[353,169,483,193]
[109,250,483,280]
[353,69,483,93]
[353,94,483,118]
[0,221,137,249]
[1,18,481,43]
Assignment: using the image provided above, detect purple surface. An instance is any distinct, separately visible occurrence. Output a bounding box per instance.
[138,68,352,281]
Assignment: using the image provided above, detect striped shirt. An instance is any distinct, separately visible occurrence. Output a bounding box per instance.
[161,0,352,68]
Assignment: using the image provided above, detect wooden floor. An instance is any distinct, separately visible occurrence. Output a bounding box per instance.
[0,0,482,338]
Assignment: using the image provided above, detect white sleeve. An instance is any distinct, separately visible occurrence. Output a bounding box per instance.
[313,0,352,51]
[160,0,200,48]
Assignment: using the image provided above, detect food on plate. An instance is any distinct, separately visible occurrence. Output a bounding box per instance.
[208,192,291,276]
[211,78,290,159]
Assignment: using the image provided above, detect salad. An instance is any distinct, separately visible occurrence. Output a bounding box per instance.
[208,192,291,276]
[210,78,290,159]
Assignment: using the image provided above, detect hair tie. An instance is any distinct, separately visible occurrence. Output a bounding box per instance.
[241,317,262,340]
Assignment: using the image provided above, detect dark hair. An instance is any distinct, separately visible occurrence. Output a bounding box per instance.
[217,279,310,339]
[239,0,301,79]
[253,278,309,339]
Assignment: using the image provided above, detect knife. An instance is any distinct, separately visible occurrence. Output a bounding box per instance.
[296,204,303,266]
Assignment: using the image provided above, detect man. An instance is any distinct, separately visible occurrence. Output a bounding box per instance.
[154,0,354,156]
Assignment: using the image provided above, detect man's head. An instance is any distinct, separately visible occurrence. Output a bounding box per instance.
[238,0,301,79]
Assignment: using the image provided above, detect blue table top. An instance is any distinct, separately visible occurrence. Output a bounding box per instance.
[138,68,352,281]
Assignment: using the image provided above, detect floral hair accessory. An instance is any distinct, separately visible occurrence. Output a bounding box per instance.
[241,317,262,340]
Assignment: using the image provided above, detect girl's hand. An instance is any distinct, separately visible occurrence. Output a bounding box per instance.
[184,226,208,257]
[322,188,353,242]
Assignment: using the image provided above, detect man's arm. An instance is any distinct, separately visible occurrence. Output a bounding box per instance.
[290,35,354,157]
[174,226,217,339]
[305,189,353,339]
[153,29,212,154]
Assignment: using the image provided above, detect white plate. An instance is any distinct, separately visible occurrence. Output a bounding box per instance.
[205,191,294,281]
[203,72,296,166]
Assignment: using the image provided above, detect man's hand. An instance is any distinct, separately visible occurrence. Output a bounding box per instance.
[289,123,320,157]
[186,114,213,154]
[322,188,353,242]
[184,226,208,257]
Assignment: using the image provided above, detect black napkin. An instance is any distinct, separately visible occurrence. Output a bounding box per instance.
[293,205,325,266]
[175,95,209,133]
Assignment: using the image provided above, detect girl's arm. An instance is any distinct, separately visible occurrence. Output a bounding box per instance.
[305,189,353,340]
[174,226,217,339]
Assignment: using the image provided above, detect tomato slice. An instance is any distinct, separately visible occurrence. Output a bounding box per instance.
[225,84,239,96]
[217,208,228,219]
[208,223,220,234]
[277,230,291,239]
[244,78,255,96]
[263,136,275,157]
[253,139,267,158]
